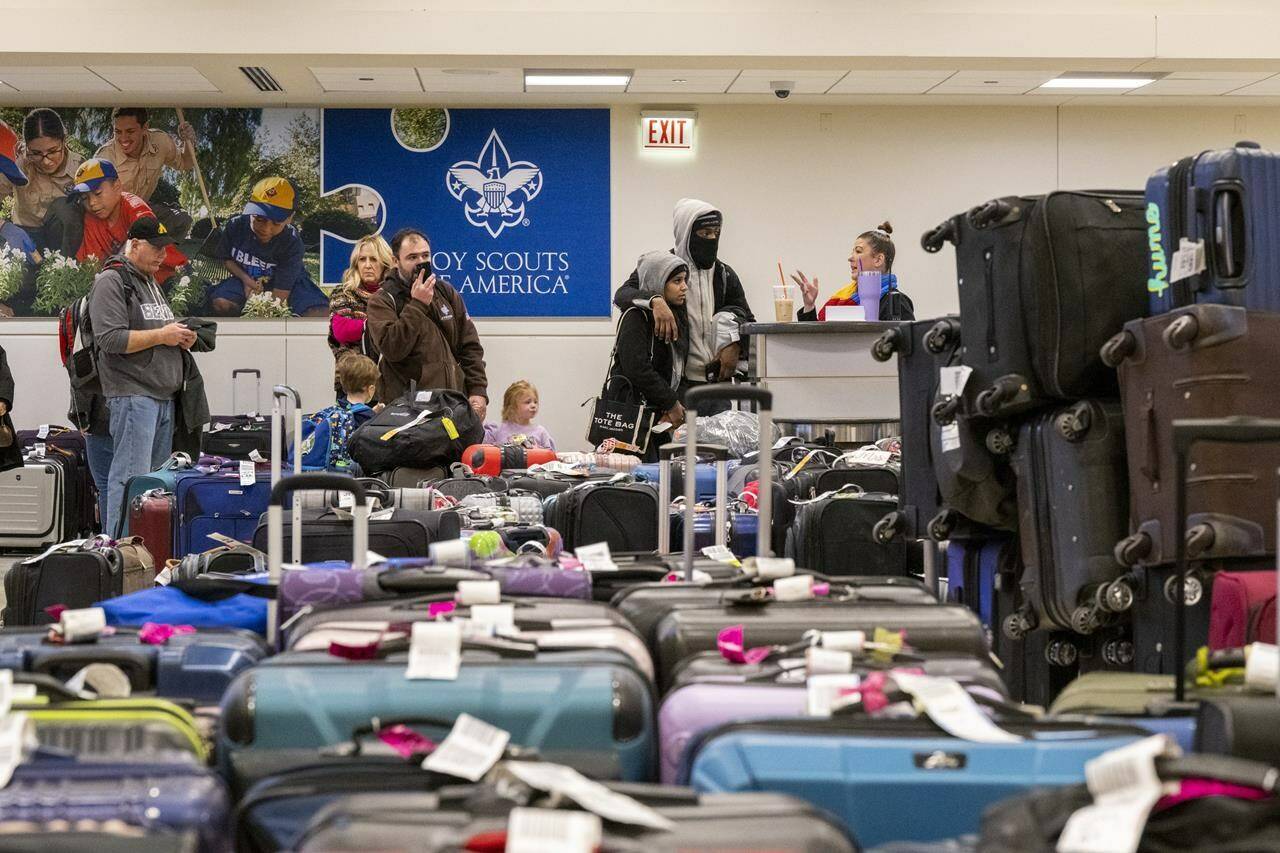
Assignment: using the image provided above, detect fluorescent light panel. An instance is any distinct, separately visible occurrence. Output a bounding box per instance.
[525,70,631,87]
[1041,75,1156,89]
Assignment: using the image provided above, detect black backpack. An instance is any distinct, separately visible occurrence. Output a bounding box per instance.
[349,387,483,474]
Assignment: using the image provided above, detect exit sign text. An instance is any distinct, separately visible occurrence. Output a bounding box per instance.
[642,113,696,150]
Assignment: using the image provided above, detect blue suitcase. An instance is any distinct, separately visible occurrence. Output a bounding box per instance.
[635,460,738,502]
[671,510,759,557]
[1146,141,1280,314]
[945,538,1004,627]
[174,470,273,558]
[686,716,1145,847]
[218,645,656,793]
[1,751,230,852]
[0,624,269,703]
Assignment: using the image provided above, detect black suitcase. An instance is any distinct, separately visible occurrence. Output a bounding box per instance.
[728,462,820,555]
[382,465,446,488]
[784,491,911,576]
[425,470,509,500]
[17,427,96,535]
[251,506,461,562]
[542,480,659,552]
[2,541,150,626]
[202,369,272,460]
[1195,693,1280,767]
[1011,400,1130,634]
[653,599,987,691]
[928,385,1018,536]
[922,190,1148,418]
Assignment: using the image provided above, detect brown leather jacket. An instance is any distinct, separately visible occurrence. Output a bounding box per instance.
[366,269,488,404]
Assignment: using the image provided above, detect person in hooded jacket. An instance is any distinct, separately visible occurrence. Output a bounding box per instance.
[613,199,753,404]
[609,251,691,462]
[88,216,196,538]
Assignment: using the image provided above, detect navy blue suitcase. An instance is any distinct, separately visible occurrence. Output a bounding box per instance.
[1146,141,1280,314]
[636,460,738,502]
[174,470,273,558]
[671,510,760,557]
[0,625,269,703]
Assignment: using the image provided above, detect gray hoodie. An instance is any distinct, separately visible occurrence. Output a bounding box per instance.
[671,198,719,376]
[88,255,183,401]
[635,250,690,395]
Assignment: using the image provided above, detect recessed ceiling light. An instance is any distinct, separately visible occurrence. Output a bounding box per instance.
[525,70,632,87]
[1040,75,1156,89]
[442,69,500,76]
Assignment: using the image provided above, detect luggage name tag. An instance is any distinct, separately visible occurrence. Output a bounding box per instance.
[205,532,246,549]
[502,761,676,831]
[772,574,813,601]
[430,539,470,564]
[507,806,602,853]
[750,556,796,579]
[842,447,893,467]
[0,713,35,789]
[890,672,1022,744]
[415,391,434,403]
[404,620,462,681]
[31,442,45,458]
[238,460,255,486]
[573,541,618,572]
[806,672,862,717]
[36,425,48,439]
[468,603,516,635]
[455,580,501,606]
[939,422,961,453]
[249,450,268,464]
[1057,735,1180,853]
[938,365,972,398]
[701,544,740,566]
[1169,238,1206,284]
[820,630,867,652]
[337,491,356,510]
[441,417,459,440]
[805,646,854,674]
[58,607,107,643]
[422,712,510,780]
[1245,642,1278,691]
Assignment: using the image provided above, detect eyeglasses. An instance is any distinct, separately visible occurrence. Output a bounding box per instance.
[26,145,64,163]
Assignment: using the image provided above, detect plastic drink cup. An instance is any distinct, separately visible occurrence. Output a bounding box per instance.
[858,272,882,322]
[773,285,794,322]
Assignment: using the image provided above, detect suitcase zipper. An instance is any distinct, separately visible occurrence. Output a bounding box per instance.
[983,249,997,363]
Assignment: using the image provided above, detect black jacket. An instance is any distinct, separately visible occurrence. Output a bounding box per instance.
[0,344,19,473]
[172,318,217,458]
[609,306,689,413]
[614,256,754,322]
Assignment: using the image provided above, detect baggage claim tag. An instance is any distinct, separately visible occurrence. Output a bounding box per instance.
[0,712,34,788]
[1169,238,1206,284]
[806,673,862,717]
[773,574,814,601]
[891,672,1022,744]
[422,712,511,781]
[507,807,603,853]
[753,556,796,580]
[1057,735,1179,853]
[456,580,501,606]
[938,365,972,398]
[503,761,676,831]
[468,603,516,635]
[405,621,462,681]
[59,607,106,643]
[238,460,255,487]
[574,542,618,572]
[940,422,961,453]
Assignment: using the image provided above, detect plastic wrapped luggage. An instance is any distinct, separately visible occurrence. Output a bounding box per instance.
[922,190,1148,417]
[3,537,152,626]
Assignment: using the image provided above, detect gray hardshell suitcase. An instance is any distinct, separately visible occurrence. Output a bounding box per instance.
[0,458,66,549]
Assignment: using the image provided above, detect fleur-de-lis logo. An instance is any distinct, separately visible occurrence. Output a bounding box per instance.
[446,130,543,238]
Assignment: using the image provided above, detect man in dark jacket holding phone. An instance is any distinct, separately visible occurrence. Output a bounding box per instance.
[613,199,753,404]
[89,216,195,537]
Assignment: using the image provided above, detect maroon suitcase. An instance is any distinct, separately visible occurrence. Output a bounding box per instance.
[1208,571,1276,650]
[1103,304,1280,568]
[129,489,175,571]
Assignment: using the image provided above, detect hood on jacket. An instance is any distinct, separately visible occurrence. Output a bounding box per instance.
[672,198,720,270]
[636,250,688,299]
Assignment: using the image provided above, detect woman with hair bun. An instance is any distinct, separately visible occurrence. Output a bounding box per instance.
[792,221,915,321]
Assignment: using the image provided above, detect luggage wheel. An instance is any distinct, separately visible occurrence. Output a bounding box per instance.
[870,329,900,363]
[1162,314,1200,350]
[931,396,960,426]
[1163,572,1203,606]
[1099,329,1136,368]
[1044,639,1079,668]
[1185,523,1216,558]
[920,220,954,253]
[1101,639,1135,668]
[926,510,955,542]
[924,319,957,354]
[1069,606,1101,636]
[872,512,902,544]
[1001,607,1036,640]
[985,428,1014,456]
[1054,404,1092,442]
[1113,533,1151,568]
[1098,577,1136,613]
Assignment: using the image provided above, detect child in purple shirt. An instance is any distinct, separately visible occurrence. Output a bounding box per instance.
[483,380,556,450]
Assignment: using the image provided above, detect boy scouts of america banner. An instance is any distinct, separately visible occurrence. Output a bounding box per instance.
[321,108,612,317]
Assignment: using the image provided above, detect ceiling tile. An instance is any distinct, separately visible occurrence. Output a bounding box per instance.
[829,70,955,95]
[1129,78,1256,96]
[727,70,849,95]
[311,67,422,93]
[628,69,738,94]
[416,68,524,93]
[0,66,116,93]
[90,66,217,92]
[1164,71,1275,81]
[930,70,1061,95]
[1230,74,1280,95]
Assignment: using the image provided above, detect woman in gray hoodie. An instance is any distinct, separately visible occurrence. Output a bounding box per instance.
[606,250,690,461]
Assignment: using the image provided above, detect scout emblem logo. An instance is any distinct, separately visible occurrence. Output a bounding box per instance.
[447,130,543,238]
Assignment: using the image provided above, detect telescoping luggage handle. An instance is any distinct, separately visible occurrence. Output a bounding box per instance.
[267,473,370,642]
[1172,416,1280,702]
[656,442,731,556]
[232,368,262,415]
[271,385,303,565]
[677,383,773,580]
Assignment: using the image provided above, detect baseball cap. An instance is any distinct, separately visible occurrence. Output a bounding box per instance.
[244,177,296,222]
[72,158,119,193]
[0,122,27,187]
[127,216,176,248]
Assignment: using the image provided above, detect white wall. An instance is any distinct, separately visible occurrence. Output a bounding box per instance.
[3,104,1276,450]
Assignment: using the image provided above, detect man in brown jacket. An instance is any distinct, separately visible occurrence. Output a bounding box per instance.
[366,228,488,417]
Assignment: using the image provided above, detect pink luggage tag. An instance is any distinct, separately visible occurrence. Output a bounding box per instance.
[429,601,458,619]
[138,623,196,645]
[375,723,438,759]
[717,624,776,665]
[43,604,67,621]
[329,622,414,660]
[1155,778,1270,812]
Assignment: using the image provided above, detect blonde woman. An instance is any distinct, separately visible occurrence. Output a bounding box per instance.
[328,234,392,397]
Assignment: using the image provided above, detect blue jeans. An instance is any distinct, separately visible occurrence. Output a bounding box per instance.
[84,432,113,534]
[104,396,174,539]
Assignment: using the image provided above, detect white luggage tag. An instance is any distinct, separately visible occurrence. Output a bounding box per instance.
[837,447,894,468]
[20,539,87,566]
[455,580,501,606]
[1057,735,1180,853]
[238,460,255,487]
[773,574,815,602]
[747,556,795,579]
[430,539,470,564]
[891,672,1022,744]
[820,630,867,652]
[806,673,862,717]
[701,545,740,567]
[508,807,602,853]
[1245,642,1278,691]
[1169,238,1206,284]
[0,712,36,788]
[502,761,675,831]
[938,365,972,399]
[574,541,618,572]
[805,646,854,674]
[940,422,961,453]
[468,603,516,635]
[422,713,510,780]
[404,621,462,681]
[58,607,106,643]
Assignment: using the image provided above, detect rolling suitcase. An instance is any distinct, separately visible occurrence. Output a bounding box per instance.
[1208,569,1276,648]
[202,368,272,460]
[1011,399,1130,633]
[928,382,1018,537]
[129,489,175,568]
[2,537,152,626]
[250,505,461,562]
[921,190,1148,418]
[1146,140,1280,315]
[1104,305,1280,568]
[1048,672,1199,752]
[383,464,446,487]
[115,453,198,538]
[0,456,67,549]
[784,489,908,576]
[17,425,95,535]
[174,468,273,558]
[686,714,1145,847]
[425,468,509,500]
[543,479,659,552]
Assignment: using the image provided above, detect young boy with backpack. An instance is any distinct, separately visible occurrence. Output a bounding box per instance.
[291,353,379,471]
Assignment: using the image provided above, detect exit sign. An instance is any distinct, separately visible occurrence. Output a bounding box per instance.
[642,111,696,150]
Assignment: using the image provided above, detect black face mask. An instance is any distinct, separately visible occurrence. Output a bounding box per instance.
[688,233,718,270]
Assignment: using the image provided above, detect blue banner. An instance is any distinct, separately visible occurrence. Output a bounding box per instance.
[320,108,611,317]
